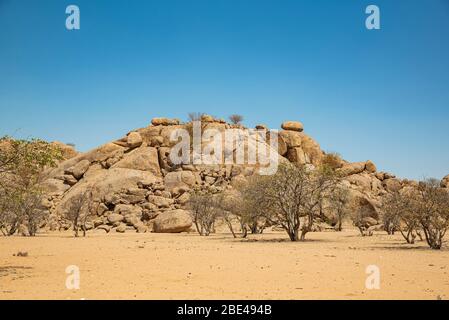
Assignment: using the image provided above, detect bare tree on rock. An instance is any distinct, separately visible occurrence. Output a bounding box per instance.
[229,114,244,125]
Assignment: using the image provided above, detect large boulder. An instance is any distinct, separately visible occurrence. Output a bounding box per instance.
[299,133,323,166]
[112,146,161,176]
[152,209,192,233]
[382,178,402,193]
[348,190,380,221]
[126,132,143,148]
[279,130,302,148]
[108,213,125,224]
[286,147,306,165]
[151,118,180,126]
[160,125,186,147]
[164,171,198,192]
[361,217,378,228]
[53,168,161,218]
[281,121,304,132]
[137,126,162,143]
[114,204,142,217]
[276,134,288,156]
[365,160,377,173]
[116,223,127,233]
[338,162,366,176]
[345,174,372,192]
[67,159,91,180]
[40,178,70,196]
[147,195,174,208]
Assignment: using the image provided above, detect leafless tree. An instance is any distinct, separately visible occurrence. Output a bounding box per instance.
[21,191,47,236]
[0,188,21,236]
[382,190,421,243]
[65,190,93,237]
[241,163,338,241]
[329,186,351,231]
[188,112,204,122]
[415,179,449,249]
[351,210,375,237]
[381,193,402,235]
[229,114,244,125]
[213,189,268,238]
[213,192,238,238]
[188,191,220,236]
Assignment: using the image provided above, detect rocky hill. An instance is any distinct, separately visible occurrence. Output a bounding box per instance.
[39,115,447,234]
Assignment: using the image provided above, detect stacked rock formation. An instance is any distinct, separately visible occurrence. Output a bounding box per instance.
[39,115,427,234]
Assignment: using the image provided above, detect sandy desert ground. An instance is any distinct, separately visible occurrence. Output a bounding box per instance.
[0,229,448,300]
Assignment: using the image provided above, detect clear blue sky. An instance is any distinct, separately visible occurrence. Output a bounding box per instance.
[1,0,448,180]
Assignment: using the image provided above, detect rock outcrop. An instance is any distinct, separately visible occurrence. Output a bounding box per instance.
[38,116,416,233]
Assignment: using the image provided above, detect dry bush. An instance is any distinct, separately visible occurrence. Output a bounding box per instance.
[321,152,344,171]
[187,112,204,122]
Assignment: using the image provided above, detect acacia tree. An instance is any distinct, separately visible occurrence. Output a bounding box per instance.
[0,189,22,235]
[0,136,62,177]
[329,186,351,231]
[0,136,62,236]
[188,190,220,236]
[242,163,338,241]
[214,191,239,238]
[229,114,244,125]
[217,188,268,238]
[382,190,421,243]
[381,193,401,235]
[65,190,93,237]
[415,179,449,249]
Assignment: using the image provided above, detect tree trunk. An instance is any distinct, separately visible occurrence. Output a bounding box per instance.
[193,220,201,236]
[300,229,307,241]
[336,220,342,232]
[287,227,299,241]
[241,225,248,238]
[226,220,236,238]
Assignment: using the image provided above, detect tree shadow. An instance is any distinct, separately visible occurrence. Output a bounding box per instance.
[203,233,332,244]
[0,266,33,278]
[363,244,449,252]
[238,238,331,244]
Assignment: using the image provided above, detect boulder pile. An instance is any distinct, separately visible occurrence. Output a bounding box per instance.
[39,115,424,234]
